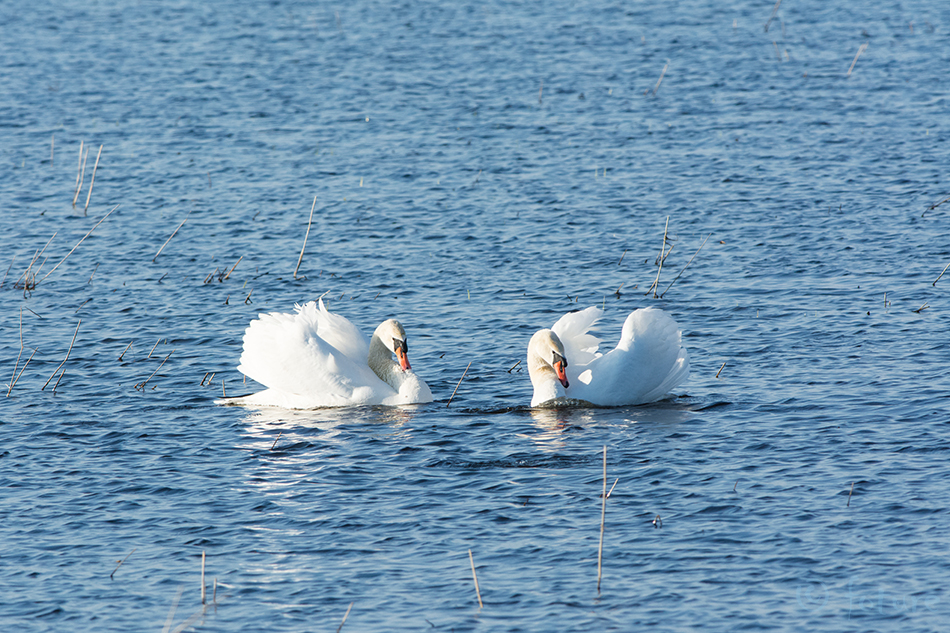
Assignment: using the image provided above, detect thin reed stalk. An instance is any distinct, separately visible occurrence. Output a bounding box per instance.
[847,42,868,77]
[118,340,133,362]
[336,602,354,632]
[154,211,190,262]
[8,349,37,397]
[597,445,607,592]
[43,320,81,390]
[646,216,670,297]
[933,261,950,286]
[1,254,16,289]
[134,351,173,391]
[83,145,103,215]
[652,61,669,96]
[468,549,483,608]
[763,0,782,32]
[110,548,136,580]
[660,232,711,298]
[201,551,206,604]
[446,361,472,407]
[72,143,87,207]
[294,196,317,279]
[223,256,242,280]
[41,204,119,284]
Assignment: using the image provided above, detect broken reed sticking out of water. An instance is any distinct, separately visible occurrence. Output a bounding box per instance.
[41,205,119,285]
[154,211,190,262]
[847,42,868,77]
[83,144,103,216]
[652,61,669,96]
[72,142,88,207]
[646,216,670,298]
[42,320,81,391]
[7,309,37,397]
[446,361,472,407]
[468,549,483,609]
[336,602,354,633]
[294,196,317,279]
[134,351,173,391]
[597,446,607,592]
[661,232,711,298]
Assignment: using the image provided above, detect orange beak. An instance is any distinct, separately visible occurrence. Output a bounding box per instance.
[395,346,411,371]
[553,360,569,388]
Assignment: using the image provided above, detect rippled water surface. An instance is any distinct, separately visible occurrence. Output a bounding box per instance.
[3,0,950,630]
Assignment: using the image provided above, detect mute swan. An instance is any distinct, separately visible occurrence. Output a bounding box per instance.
[527,306,688,407]
[220,299,433,408]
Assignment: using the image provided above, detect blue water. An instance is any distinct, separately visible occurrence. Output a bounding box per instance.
[3,0,950,630]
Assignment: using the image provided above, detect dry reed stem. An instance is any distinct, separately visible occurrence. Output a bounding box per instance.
[923,194,950,217]
[201,551,206,604]
[41,204,119,284]
[618,249,627,266]
[73,143,87,207]
[14,249,40,290]
[847,42,868,77]
[51,368,67,393]
[1,254,16,289]
[336,602,354,632]
[244,289,253,304]
[468,549,483,608]
[446,361,472,407]
[8,309,24,395]
[223,256,243,280]
[847,482,854,507]
[87,262,99,284]
[148,338,161,359]
[652,61,669,96]
[647,216,670,297]
[294,196,317,279]
[606,478,619,499]
[83,145,102,215]
[8,349,37,397]
[597,445,607,593]
[716,362,726,378]
[118,340,133,362]
[763,0,782,32]
[506,359,522,373]
[161,587,184,633]
[42,320,80,391]
[134,351,173,391]
[661,232,711,298]
[110,548,136,580]
[914,303,929,314]
[154,212,190,262]
[270,431,283,450]
[933,261,950,286]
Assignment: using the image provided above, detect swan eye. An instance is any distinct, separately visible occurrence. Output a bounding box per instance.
[393,337,408,354]
[552,351,567,368]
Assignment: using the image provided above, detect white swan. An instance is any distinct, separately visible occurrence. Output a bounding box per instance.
[220,299,433,408]
[527,306,689,407]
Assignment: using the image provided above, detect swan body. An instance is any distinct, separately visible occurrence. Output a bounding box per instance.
[527,306,688,407]
[220,299,433,408]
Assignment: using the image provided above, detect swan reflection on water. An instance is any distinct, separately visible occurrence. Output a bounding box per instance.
[524,397,697,450]
[241,403,425,449]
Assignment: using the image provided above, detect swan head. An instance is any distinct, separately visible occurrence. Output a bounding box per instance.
[528,329,570,389]
[372,319,412,371]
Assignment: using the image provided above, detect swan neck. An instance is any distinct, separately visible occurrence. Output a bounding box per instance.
[528,335,565,405]
[368,334,402,390]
